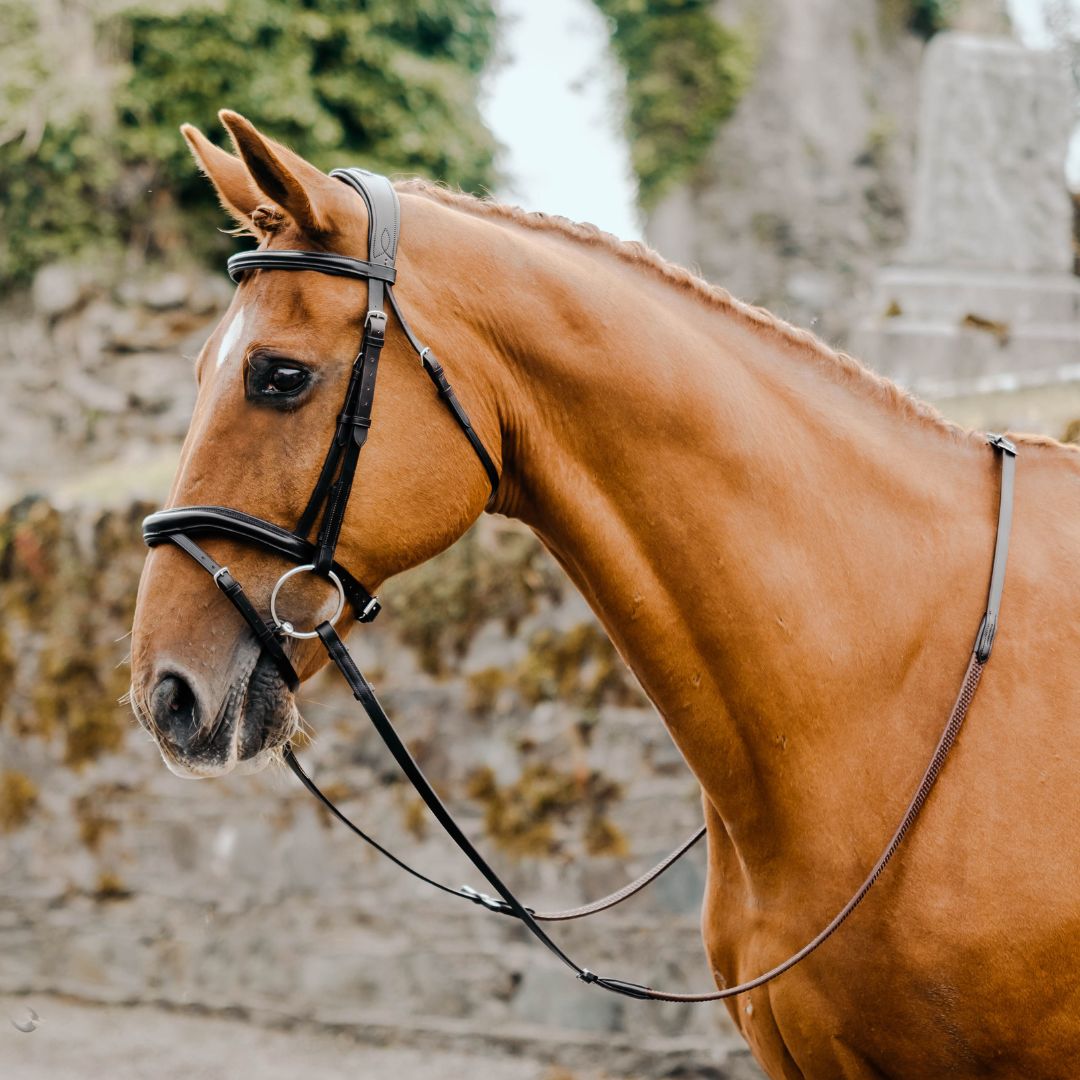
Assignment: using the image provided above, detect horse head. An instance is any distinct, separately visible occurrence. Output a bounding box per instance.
[130,112,501,777]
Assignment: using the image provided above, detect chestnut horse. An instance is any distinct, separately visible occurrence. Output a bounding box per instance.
[130,113,1080,1077]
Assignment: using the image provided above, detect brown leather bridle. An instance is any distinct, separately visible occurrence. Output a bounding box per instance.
[143,168,1018,1002]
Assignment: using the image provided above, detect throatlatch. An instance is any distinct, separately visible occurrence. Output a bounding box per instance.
[143,167,1017,1002]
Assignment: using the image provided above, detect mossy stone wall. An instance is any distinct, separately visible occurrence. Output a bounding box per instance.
[0,491,720,1057]
[0,0,497,284]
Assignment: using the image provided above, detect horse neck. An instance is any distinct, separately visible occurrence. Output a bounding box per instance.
[410,199,998,877]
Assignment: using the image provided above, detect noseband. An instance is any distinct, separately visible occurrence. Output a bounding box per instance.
[143,168,1018,1003]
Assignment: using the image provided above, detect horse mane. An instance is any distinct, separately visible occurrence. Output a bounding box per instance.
[397,178,982,445]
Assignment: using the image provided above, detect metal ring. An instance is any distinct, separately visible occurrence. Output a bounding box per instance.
[269,564,346,640]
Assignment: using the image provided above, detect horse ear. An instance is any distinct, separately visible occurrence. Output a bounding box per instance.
[180,123,262,227]
[218,110,331,236]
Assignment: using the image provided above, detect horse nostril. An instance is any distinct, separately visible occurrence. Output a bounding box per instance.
[150,673,201,750]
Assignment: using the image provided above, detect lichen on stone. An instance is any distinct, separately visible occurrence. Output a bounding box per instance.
[1,496,141,767]
[516,623,647,710]
[465,666,508,716]
[465,761,624,859]
[0,626,15,706]
[584,815,628,857]
[383,522,564,676]
[74,784,125,852]
[93,871,131,901]
[0,769,38,831]
[401,795,429,840]
[465,622,647,720]
[33,653,127,768]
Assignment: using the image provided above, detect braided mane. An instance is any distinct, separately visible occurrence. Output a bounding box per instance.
[397,178,975,443]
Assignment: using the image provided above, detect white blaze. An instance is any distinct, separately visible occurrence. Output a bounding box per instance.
[216,307,245,369]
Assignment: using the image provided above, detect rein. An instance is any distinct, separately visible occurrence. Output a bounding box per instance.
[142,168,1017,1002]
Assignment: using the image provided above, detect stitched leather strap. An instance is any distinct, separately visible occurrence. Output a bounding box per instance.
[169,533,299,691]
[312,621,591,981]
[528,825,705,921]
[384,286,501,496]
[305,626,991,998]
[233,168,499,571]
[306,620,988,1000]
[975,434,1016,661]
[296,170,400,573]
[331,169,400,275]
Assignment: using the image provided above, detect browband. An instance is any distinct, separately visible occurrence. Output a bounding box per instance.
[227,248,397,285]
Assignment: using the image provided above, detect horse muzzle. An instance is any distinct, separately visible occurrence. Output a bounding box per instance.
[138,647,299,778]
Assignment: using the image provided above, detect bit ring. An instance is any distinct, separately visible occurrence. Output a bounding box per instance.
[269,564,346,640]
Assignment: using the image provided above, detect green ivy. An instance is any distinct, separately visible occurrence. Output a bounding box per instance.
[592,0,751,210]
[0,0,497,284]
[0,121,123,284]
[905,0,957,38]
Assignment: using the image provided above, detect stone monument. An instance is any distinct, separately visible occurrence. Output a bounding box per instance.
[852,33,1080,399]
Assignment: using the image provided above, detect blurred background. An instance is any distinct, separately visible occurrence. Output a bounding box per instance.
[1,1,1078,1077]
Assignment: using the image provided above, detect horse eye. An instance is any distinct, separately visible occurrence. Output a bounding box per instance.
[262,365,308,395]
[245,356,315,407]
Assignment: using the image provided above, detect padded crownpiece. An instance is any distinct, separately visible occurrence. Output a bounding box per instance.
[331,168,400,272]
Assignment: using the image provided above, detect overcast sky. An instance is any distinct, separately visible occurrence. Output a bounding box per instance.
[480,0,1077,241]
[481,0,640,239]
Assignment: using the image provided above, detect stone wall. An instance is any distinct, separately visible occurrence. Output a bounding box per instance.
[850,33,1080,401]
[0,264,229,504]
[645,0,927,345]
[0,281,760,1076]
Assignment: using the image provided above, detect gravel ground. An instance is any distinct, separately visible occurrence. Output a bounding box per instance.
[0,996,590,1080]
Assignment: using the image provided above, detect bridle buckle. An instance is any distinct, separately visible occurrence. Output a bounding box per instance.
[357,596,382,623]
[364,309,387,343]
[458,885,533,918]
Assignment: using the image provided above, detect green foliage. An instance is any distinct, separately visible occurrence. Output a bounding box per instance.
[0,120,123,285]
[905,0,957,38]
[0,0,498,284]
[592,0,751,209]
